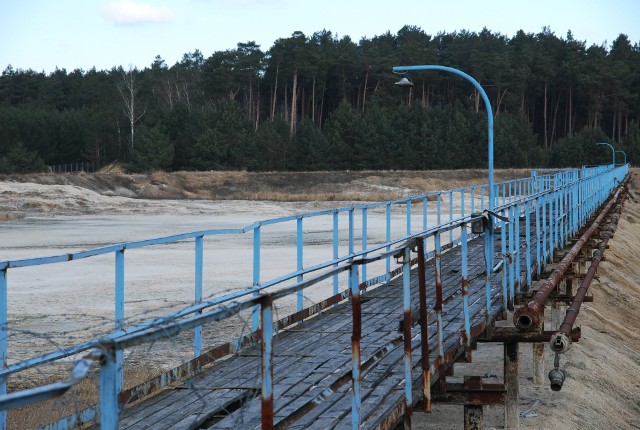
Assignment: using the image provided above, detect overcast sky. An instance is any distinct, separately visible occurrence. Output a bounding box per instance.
[1,0,638,73]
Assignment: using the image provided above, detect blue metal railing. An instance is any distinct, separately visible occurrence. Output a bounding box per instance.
[0,164,628,429]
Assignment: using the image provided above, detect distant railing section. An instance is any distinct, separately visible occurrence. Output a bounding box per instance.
[48,161,96,174]
[0,163,629,429]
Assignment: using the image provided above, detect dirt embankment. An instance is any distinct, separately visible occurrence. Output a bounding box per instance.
[0,169,529,205]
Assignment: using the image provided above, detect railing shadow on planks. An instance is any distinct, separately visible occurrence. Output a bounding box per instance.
[0,164,629,429]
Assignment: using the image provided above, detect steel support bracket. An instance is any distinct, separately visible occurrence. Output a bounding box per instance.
[427,376,506,406]
[478,326,581,343]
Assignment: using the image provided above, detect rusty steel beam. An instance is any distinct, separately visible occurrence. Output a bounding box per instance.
[478,327,581,343]
[417,237,431,413]
[513,184,624,331]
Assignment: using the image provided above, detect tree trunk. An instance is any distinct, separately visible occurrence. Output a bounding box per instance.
[362,69,369,113]
[290,70,298,137]
[270,62,279,121]
[550,96,560,147]
[543,79,548,150]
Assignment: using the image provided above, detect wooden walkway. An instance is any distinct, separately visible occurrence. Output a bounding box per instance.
[115,225,532,429]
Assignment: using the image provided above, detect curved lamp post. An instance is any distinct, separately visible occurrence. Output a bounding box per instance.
[596,142,615,166]
[393,65,495,211]
[616,150,627,165]
[392,64,495,320]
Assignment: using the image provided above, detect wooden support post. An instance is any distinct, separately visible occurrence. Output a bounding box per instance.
[533,342,545,385]
[504,342,519,430]
[464,405,483,430]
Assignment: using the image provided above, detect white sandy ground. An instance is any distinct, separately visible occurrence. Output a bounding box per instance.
[0,174,638,429]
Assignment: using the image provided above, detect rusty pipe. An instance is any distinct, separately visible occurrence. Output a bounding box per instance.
[513,185,624,331]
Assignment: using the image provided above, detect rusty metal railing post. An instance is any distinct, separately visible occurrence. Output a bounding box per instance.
[434,232,446,392]
[350,263,362,429]
[0,268,7,429]
[416,237,431,413]
[501,209,508,314]
[402,246,413,427]
[261,294,274,430]
[194,235,203,357]
[460,223,472,362]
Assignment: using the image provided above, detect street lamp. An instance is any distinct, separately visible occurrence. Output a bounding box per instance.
[616,150,627,165]
[393,65,495,211]
[596,142,615,166]
[393,64,495,321]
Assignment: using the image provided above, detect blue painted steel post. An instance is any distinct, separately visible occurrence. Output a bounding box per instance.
[349,263,361,429]
[194,236,203,357]
[449,190,454,244]
[437,194,442,225]
[434,232,446,391]
[115,249,125,392]
[406,199,412,237]
[386,203,391,274]
[252,226,261,332]
[501,210,508,313]
[362,207,368,284]
[349,209,354,259]
[542,195,548,264]
[460,223,472,361]
[515,204,521,294]
[402,247,413,426]
[99,346,119,430]
[297,218,303,313]
[525,201,532,288]
[333,211,339,295]
[261,295,274,430]
[471,187,475,215]
[508,206,515,309]
[423,196,428,233]
[0,269,6,429]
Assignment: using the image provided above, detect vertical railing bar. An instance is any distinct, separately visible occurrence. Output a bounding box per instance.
[386,203,391,274]
[515,203,521,294]
[501,209,508,313]
[448,190,453,245]
[0,269,6,430]
[297,218,304,314]
[508,206,515,310]
[261,295,274,430]
[423,196,428,233]
[434,232,446,392]
[99,347,119,430]
[471,186,475,216]
[348,209,354,258]
[333,211,339,296]
[407,199,412,237]
[461,223,471,362]
[194,236,203,357]
[115,249,125,393]
[525,201,532,289]
[416,237,431,413]
[252,226,261,332]
[350,264,361,430]
[402,247,413,427]
[362,207,368,284]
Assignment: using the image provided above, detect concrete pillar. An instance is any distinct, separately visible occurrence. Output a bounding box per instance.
[504,342,520,429]
[533,342,545,385]
[464,405,483,430]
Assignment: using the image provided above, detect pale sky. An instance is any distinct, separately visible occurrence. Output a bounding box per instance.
[1,0,638,73]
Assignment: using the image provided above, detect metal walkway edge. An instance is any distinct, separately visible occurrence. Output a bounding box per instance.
[112,223,523,429]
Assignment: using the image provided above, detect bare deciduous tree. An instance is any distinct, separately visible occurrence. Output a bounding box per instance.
[117,66,146,148]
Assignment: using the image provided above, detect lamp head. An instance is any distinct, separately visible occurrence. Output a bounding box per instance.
[395,76,414,88]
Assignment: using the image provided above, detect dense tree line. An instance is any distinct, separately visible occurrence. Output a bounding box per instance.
[0,26,639,173]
